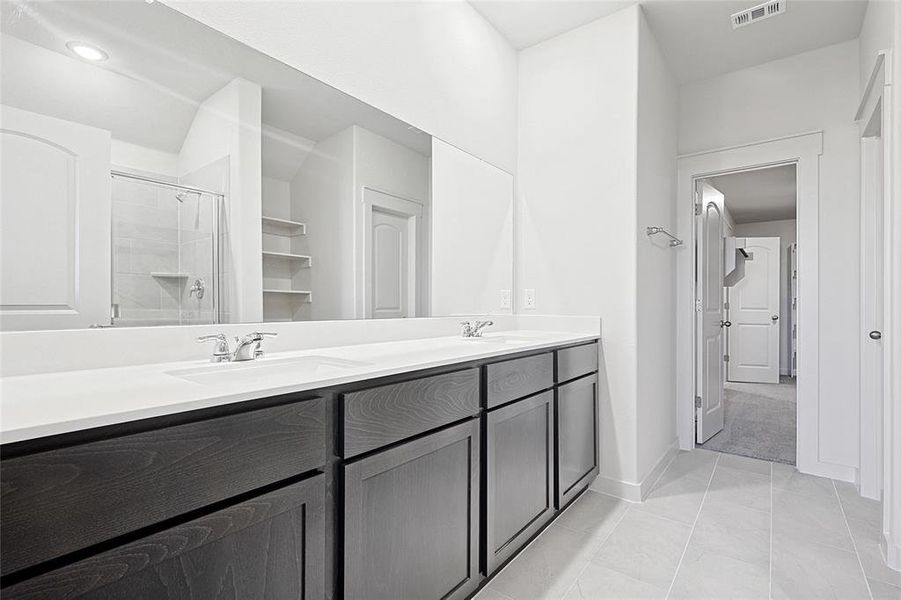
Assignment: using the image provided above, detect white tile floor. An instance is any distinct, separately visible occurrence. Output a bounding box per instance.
[475,449,901,600]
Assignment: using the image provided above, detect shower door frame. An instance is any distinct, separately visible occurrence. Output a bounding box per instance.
[110,170,224,326]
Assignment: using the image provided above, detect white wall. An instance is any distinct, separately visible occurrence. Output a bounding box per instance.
[680,40,861,469]
[431,139,514,317]
[858,0,895,93]
[290,128,355,321]
[178,78,264,323]
[517,5,679,493]
[110,139,177,178]
[166,1,518,173]
[635,8,679,483]
[733,219,797,376]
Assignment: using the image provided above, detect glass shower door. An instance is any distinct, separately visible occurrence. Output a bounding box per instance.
[110,173,221,327]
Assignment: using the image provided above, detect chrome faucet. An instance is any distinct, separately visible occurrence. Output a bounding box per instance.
[196,331,277,362]
[460,320,494,338]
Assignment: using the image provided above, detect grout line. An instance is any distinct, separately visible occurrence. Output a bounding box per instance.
[833,480,874,600]
[557,501,632,599]
[664,452,721,600]
[769,461,774,600]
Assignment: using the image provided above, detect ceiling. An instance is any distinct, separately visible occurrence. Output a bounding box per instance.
[0,0,430,167]
[469,0,635,49]
[707,164,797,223]
[469,0,868,82]
[642,0,867,83]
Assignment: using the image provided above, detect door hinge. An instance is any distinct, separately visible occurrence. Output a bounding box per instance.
[723,301,730,310]
[695,396,702,408]
[695,203,702,215]
[723,354,730,362]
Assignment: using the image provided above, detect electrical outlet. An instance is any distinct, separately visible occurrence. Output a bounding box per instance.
[524,288,536,310]
[500,289,512,310]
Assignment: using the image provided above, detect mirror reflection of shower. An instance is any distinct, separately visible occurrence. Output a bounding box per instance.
[110,171,223,327]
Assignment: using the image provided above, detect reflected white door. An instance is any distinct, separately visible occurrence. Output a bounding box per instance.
[728,237,780,383]
[696,184,726,443]
[364,188,422,320]
[371,208,411,319]
[0,105,111,330]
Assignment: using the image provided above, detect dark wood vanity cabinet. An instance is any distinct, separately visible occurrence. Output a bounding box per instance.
[344,418,481,600]
[0,338,599,600]
[485,390,555,574]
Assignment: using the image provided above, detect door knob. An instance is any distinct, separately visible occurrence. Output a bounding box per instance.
[724,321,731,327]
[870,330,882,340]
[772,315,779,321]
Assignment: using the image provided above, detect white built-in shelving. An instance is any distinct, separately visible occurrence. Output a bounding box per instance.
[262,216,307,236]
[261,211,312,322]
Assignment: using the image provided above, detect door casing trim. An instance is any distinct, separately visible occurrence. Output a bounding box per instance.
[675,131,842,480]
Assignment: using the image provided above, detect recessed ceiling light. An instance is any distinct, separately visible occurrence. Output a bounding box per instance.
[66,41,108,62]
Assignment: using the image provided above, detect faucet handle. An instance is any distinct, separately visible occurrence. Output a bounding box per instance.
[247,331,277,359]
[197,334,231,362]
[460,321,474,337]
[471,320,494,337]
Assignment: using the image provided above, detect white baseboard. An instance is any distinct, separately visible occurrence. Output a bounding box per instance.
[590,442,680,502]
[883,533,901,572]
[797,459,857,483]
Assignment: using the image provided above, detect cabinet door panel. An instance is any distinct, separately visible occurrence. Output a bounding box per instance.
[557,375,598,507]
[486,391,555,574]
[4,475,326,600]
[344,419,480,600]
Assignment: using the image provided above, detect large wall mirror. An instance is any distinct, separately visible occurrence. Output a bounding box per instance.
[0,0,514,330]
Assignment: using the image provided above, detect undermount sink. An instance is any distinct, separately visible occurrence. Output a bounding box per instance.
[167,355,371,386]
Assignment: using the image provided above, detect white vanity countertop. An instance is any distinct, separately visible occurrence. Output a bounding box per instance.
[0,330,597,444]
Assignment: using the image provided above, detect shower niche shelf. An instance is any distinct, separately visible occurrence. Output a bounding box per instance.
[150,272,190,279]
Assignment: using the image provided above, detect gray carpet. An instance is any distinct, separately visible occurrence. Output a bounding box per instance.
[698,376,797,465]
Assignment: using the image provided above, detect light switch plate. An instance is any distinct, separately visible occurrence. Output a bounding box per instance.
[500,289,512,310]
[524,288,536,310]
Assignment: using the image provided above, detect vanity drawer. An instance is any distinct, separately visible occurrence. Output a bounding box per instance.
[0,396,326,578]
[342,368,479,458]
[4,474,326,600]
[486,353,553,409]
[557,342,599,383]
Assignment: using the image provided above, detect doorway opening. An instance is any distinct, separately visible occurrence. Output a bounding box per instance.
[694,163,798,465]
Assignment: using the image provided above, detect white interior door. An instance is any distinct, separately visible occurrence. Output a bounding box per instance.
[0,105,111,330]
[860,132,884,498]
[728,237,781,383]
[696,183,726,443]
[363,188,422,319]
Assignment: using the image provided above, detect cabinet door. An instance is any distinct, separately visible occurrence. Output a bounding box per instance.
[557,374,599,508]
[486,391,555,574]
[4,474,326,599]
[344,419,480,600]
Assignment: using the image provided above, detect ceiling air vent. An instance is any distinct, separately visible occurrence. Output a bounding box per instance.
[731,0,786,29]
